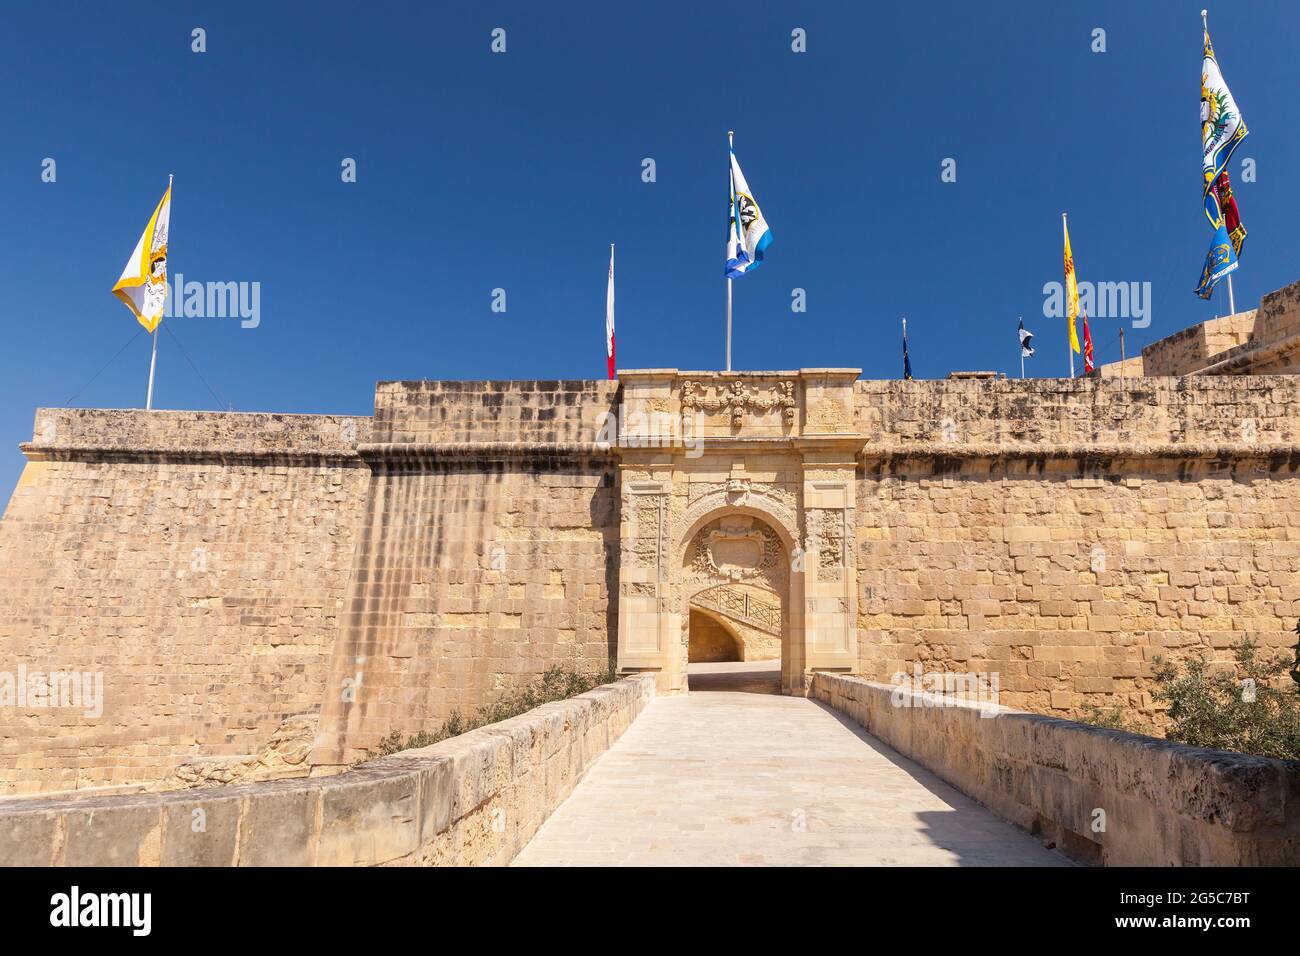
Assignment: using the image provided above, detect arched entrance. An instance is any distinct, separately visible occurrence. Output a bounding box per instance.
[679,510,802,694]
[612,368,862,698]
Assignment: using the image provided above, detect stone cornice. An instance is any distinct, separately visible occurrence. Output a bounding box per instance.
[858,441,1300,463]
[19,443,363,467]
[355,441,616,464]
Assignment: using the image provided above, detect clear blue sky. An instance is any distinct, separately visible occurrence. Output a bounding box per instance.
[2,0,1298,501]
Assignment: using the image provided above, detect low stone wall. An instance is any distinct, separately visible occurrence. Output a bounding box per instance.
[811,672,1300,866]
[0,675,653,867]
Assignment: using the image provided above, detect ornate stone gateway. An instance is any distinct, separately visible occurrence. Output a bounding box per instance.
[614,369,861,695]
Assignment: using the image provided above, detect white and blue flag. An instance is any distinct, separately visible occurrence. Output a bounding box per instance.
[726,145,772,278]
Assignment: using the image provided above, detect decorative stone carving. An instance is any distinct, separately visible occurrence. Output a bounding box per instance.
[680,378,796,430]
[678,487,800,556]
[687,516,784,587]
[631,495,665,570]
[805,398,852,433]
[809,508,844,582]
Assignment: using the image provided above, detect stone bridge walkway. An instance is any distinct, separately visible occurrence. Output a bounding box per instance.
[513,664,1070,867]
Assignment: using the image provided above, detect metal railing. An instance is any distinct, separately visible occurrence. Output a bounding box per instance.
[691,585,782,635]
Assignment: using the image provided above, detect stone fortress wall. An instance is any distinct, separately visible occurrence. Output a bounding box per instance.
[3,286,1300,796]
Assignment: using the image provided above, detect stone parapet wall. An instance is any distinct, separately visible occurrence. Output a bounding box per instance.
[372,379,618,445]
[854,375,1300,450]
[812,672,1300,866]
[1132,279,1300,377]
[20,407,369,461]
[0,674,654,867]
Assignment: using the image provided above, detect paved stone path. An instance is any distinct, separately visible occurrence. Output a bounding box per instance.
[514,673,1070,867]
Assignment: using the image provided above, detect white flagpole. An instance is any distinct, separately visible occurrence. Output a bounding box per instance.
[726,130,735,372]
[726,281,733,372]
[1019,317,1025,380]
[1227,274,1236,314]
[145,327,158,410]
[146,173,171,410]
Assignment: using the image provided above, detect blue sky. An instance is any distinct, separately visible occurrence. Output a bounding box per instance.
[2,0,1298,500]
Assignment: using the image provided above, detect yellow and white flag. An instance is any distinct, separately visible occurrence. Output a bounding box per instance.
[112,183,171,332]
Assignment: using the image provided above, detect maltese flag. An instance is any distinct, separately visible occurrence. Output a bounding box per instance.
[605,244,615,379]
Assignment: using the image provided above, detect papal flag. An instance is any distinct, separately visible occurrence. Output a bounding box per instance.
[725,139,772,278]
[1195,14,1249,300]
[112,182,171,332]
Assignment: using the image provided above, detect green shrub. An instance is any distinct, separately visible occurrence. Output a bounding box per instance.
[1151,638,1300,760]
[368,660,619,759]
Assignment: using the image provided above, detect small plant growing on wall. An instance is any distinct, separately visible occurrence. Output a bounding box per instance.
[367,661,620,759]
[1151,638,1300,760]
[1291,620,1300,693]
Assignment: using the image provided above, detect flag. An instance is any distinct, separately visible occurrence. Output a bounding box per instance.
[605,244,616,379]
[1082,316,1095,374]
[725,143,772,278]
[1195,16,1248,300]
[112,182,171,333]
[902,318,913,380]
[1063,215,1081,356]
[1018,318,1034,359]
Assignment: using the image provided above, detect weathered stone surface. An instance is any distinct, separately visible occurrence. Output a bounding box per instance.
[812,672,1300,866]
[0,675,654,867]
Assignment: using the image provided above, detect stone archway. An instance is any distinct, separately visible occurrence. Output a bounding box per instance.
[613,368,862,698]
[677,509,803,694]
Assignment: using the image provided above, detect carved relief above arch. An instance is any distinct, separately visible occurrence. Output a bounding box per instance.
[676,482,800,557]
[684,515,786,593]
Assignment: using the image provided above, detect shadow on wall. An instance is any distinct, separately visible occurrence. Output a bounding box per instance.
[688,608,742,662]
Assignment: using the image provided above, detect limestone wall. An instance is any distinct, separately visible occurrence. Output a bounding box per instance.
[6,373,1300,797]
[812,672,1300,865]
[310,380,622,767]
[0,409,370,796]
[1133,279,1300,376]
[851,376,1300,719]
[0,674,653,866]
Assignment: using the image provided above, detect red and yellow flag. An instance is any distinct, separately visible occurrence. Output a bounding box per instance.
[1063,215,1081,355]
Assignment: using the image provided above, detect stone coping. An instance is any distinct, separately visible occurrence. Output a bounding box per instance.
[811,672,1300,866]
[857,442,1300,462]
[0,675,655,867]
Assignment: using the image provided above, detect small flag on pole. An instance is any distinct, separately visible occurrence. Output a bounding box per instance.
[1018,318,1034,359]
[1082,316,1095,374]
[606,244,616,380]
[1195,10,1249,300]
[1062,214,1082,376]
[112,183,172,333]
[902,317,913,380]
[725,141,772,278]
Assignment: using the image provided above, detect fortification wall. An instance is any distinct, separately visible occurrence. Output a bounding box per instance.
[0,409,370,796]
[4,374,1300,796]
[852,376,1300,717]
[1130,279,1300,376]
[310,380,621,766]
